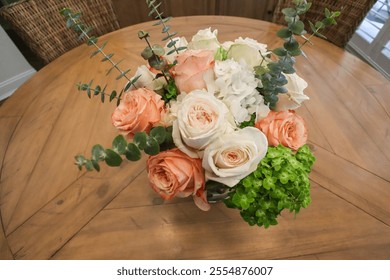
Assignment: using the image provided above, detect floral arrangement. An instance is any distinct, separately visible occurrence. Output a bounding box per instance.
[61,0,338,228]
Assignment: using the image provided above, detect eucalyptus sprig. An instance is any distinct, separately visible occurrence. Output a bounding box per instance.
[146,0,187,56]
[138,30,178,103]
[76,80,123,105]
[75,126,174,172]
[255,0,339,109]
[60,8,140,104]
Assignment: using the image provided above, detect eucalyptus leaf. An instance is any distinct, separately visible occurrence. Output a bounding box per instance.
[91,144,106,161]
[87,37,97,46]
[116,90,123,106]
[276,28,292,39]
[125,143,142,161]
[166,49,177,55]
[141,47,154,60]
[109,90,117,102]
[175,46,187,52]
[290,20,305,35]
[272,47,287,57]
[85,159,94,171]
[101,53,114,62]
[94,85,101,96]
[281,7,297,17]
[134,132,147,150]
[162,25,171,33]
[137,30,149,39]
[92,160,100,172]
[162,32,177,41]
[116,69,131,80]
[150,126,166,144]
[104,149,123,167]
[112,135,127,155]
[144,137,159,155]
[167,40,177,48]
[284,40,299,52]
[75,155,86,170]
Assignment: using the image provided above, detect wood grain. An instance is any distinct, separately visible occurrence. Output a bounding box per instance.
[0,16,389,260]
[51,181,390,260]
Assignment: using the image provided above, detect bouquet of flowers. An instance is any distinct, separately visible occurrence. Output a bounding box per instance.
[62,0,338,228]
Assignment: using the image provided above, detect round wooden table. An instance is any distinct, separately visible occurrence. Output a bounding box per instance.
[1,16,390,260]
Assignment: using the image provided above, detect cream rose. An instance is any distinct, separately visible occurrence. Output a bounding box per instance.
[255,110,308,150]
[202,127,268,187]
[171,90,236,158]
[131,65,166,91]
[187,28,220,52]
[275,73,309,111]
[224,37,268,68]
[147,148,210,211]
[172,49,215,93]
[111,88,164,138]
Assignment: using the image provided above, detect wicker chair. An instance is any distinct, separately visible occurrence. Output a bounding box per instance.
[272,0,376,48]
[0,0,120,64]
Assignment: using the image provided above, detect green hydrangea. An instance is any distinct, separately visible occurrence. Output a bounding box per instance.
[224,144,315,228]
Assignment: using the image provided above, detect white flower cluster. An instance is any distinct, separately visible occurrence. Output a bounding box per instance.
[209,59,269,123]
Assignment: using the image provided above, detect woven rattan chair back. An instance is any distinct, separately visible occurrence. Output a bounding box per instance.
[0,0,119,64]
[272,0,376,48]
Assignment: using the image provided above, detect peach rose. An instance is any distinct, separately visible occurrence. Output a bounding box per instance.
[147,148,210,211]
[173,49,215,93]
[255,110,307,150]
[112,88,164,138]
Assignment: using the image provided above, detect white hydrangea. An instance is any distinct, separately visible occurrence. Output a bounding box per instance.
[207,59,269,124]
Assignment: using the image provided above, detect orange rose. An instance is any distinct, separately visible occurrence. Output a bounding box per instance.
[147,148,210,211]
[255,110,307,150]
[173,49,215,93]
[112,88,164,138]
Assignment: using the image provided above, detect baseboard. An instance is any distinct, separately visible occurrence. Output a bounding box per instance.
[0,69,36,101]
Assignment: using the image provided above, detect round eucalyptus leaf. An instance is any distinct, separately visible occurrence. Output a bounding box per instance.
[104,149,123,167]
[141,47,153,60]
[112,135,127,155]
[125,143,142,161]
[92,144,106,161]
[150,126,166,144]
[144,137,160,155]
[134,132,147,150]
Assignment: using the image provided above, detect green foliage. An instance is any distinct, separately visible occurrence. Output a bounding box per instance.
[137,29,178,103]
[60,7,139,95]
[214,47,228,61]
[75,126,174,171]
[77,81,121,106]
[255,1,339,109]
[146,0,186,55]
[239,113,256,128]
[224,145,316,228]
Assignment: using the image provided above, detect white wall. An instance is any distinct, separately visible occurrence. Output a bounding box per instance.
[0,25,36,100]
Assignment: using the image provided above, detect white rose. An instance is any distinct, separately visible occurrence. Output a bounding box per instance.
[187,28,220,52]
[224,37,268,68]
[202,127,268,187]
[171,89,236,158]
[131,65,166,91]
[275,73,309,111]
[164,36,188,63]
